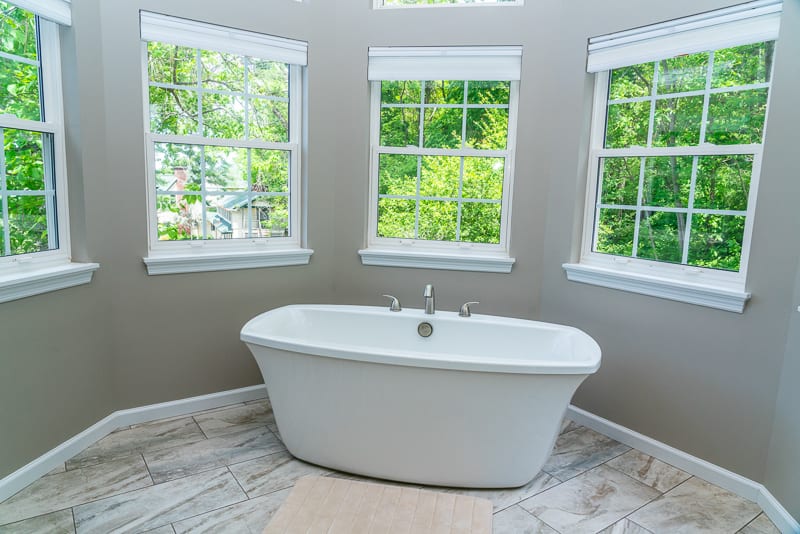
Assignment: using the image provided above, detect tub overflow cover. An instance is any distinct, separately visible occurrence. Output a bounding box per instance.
[417,322,433,338]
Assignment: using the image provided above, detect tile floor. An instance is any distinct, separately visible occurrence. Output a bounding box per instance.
[0,398,780,534]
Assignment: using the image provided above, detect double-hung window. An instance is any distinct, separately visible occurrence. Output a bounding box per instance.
[140,12,311,275]
[0,0,97,303]
[360,46,521,273]
[564,0,782,312]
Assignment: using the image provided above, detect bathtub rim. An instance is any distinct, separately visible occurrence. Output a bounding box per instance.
[241,304,601,375]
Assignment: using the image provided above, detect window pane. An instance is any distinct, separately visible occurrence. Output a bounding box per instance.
[462,157,503,200]
[637,211,685,263]
[156,194,202,240]
[252,195,289,238]
[467,81,509,105]
[642,156,692,208]
[420,156,459,198]
[204,146,248,192]
[423,108,462,149]
[203,93,245,139]
[5,129,46,191]
[154,143,202,192]
[694,155,752,211]
[8,195,51,254]
[419,200,457,241]
[379,154,418,196]
[596,208,635,256]
[0,2,37,60]
[0,58,41,121]
[147,42,196,86]
[657,53,708,94]
[460,202,501,244]
[652,96,703,147]
[706,89,768,145]
[149,87,199,135]
[249,98,289,142]
[688,214,745,271]
[205,194,237,239]
[201,50,244,93]
[382,81,421,104]
[465,108,508,149]
[424,80,464,105]
[712,42,774,89]
[609,64,653,100]
[605,101,649,148]
[380,107,420,147]
[247,59,288,98]
[600,157,640,206]
[252,149,290,193]
[377,198,415,238]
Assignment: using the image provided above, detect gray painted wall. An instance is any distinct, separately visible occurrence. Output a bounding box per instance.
[1,0,798,518]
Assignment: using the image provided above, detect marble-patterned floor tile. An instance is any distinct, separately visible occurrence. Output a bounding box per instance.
[45,463,67,476]
[560,418,582,435]
[145,427,285,483]
[542,426,631,481]
[519,464,660,534]
[492,505,558,534]
[72,467,246,533]
[0,455,151,526]
[66,417,206,470]
[738,513,781,534]
[630,477,762,534]
[606,450,691,493]
[172,487,290,533]
[0,509,75,534]
[598,517,654,533]
[193,401,275,439]
[436,471,560,512]
[229,451,331,498]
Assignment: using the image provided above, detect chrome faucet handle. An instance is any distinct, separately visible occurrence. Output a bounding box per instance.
[459,301,479,317]
[382,294,402,312]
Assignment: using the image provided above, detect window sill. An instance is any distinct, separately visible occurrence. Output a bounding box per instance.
[359,248,515,273]
[143,248,313,275]
[0,262,100,304]
[562,263,750,313]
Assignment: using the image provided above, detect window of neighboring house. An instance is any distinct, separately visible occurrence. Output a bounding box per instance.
[375,0,522,8]
[140,12,311,275]
[360,46,521,273]
[564,0,783,313]
[0,0,98,304]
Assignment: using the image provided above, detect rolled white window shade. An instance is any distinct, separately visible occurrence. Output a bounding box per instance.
[587,0,782,73]
[140,11,308,66]
[9,0,70,26]
[368,46,522,81]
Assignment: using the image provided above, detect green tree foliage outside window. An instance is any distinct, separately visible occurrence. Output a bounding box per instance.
[377,79,510,244]
[0,1,57,258]
[147,42,292,241]
[596,41,773,272]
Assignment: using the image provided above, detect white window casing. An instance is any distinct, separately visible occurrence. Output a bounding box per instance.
[374,0,523,9]
[361,46,521,273]
[140,12,312,275]
[0,7,99,303]
[565,0,782,313]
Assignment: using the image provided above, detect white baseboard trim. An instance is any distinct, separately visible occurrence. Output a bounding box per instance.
[0,384,268,503]
[567,405,800,534]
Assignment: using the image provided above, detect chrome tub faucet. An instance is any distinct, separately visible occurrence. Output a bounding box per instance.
[424,284,435,314]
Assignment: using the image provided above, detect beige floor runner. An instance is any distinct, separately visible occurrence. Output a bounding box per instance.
[263,475,493,534]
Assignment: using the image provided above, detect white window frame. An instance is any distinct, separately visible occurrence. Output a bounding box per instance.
[139,12,312,275]
[374,0,523,9]
[564,0,782,313]
[0,7,98,304]
[360,47,520,273]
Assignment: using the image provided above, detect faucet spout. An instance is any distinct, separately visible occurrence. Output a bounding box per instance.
[423,284,435,314]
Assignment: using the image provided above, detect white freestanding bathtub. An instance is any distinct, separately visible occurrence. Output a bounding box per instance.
[241,304,601,488]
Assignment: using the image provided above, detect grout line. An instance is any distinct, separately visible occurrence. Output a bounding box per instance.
[227,465,250,500]
[140,453,156,486]
[71,507,77,533]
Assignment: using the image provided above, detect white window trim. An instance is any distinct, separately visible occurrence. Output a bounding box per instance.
[0,17,99,303]
[139,15,312,275]
[565,47,773,312]
[361,52,520,273]
[374,0,523,9]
